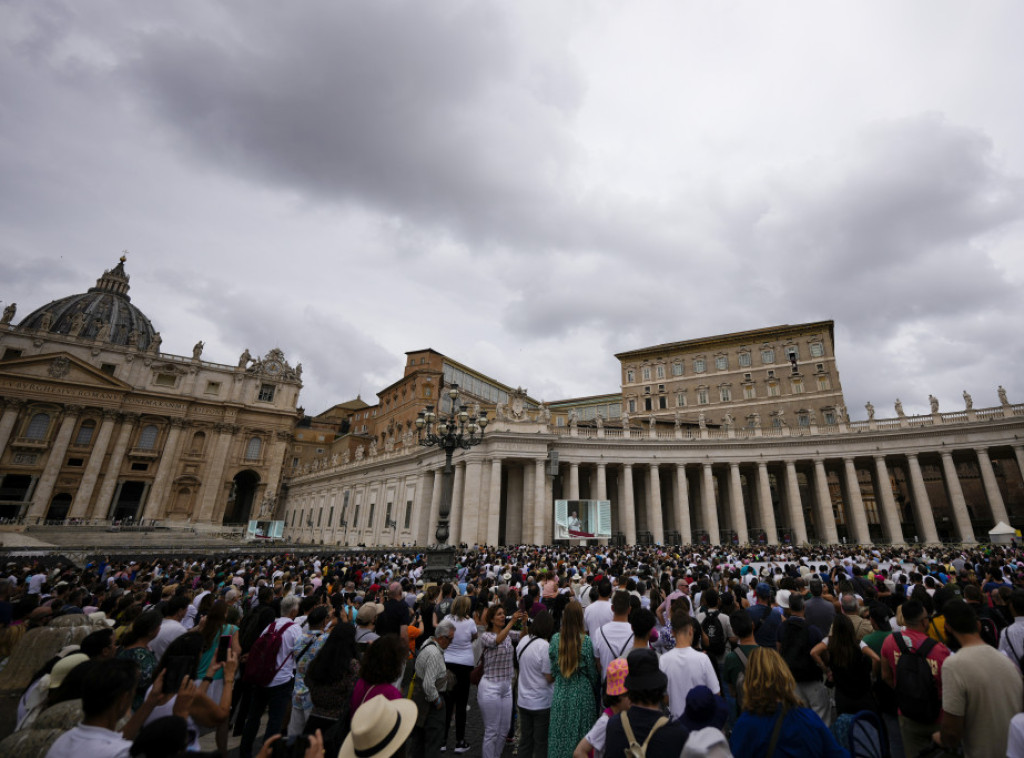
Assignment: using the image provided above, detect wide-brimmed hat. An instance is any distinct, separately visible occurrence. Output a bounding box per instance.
[49,653,89,689]
[623,648,666,691]
[775,590,791,610]
[679,686,728,732]
[356,604,377,624]
[339,695,417,758]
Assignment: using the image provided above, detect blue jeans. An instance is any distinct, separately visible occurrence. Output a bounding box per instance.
[240,679,294,757]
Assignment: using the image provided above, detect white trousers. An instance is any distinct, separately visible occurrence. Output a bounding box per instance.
[477,676,512,758]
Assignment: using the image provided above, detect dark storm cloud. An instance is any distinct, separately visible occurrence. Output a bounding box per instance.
[118,3,591,250]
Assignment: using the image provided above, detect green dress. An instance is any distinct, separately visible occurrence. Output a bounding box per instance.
[547,632,598,758]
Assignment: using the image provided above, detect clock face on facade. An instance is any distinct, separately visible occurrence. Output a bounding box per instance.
[265,359,283,376]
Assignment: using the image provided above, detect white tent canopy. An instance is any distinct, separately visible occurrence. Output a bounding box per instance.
[989,521,1017,544]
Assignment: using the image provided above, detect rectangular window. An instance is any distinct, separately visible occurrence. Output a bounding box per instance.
[644,386,651,394]
[154,373,177,387]
[676,393,686,407]
[738,352,752,368]
[100,363,117,375]
[761,349,775,364]
[658,396,667,409]
[743,385,755,400]
[809,342,825,358]
[368,503,376,526]
[67,457,84,467]
[824,411,836,425]
[655,365,665,379]
[291,457,299,467]
[405,500,412,529]
[628,398,637,413]
[694,358,706,373]
[697,388,709,405]
[317,508,323,527]
[715,356,728,371]
[786,346,799,361]
[205,381,221,395]
[130,462,149,471]
[328,506,334,525]
[258,384,276,402]
[817,375,831,390]
[767,382,780,397]
[1,348,23,361]
[798,414,810,427]
[719,387,732,402]
[644,397,653,411]
[291,511,296,527]
[657,384,665,392]
[672,363,683,376]
[792,379,804,394]
[385,503,392,527]
[642,367,651,381]
[353,504,361,527]
[626,370,635,383]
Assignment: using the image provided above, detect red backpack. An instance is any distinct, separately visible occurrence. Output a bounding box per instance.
[242,620,295,687]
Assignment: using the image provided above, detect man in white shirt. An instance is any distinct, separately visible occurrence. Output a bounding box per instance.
[149,596,189,661]
[238,595,303,758]
[583,578,614,634]
[592,592,636,674]
[659,611,719,720]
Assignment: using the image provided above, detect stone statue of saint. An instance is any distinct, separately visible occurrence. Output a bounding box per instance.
[807,409,816,425]
[865,401,875,420]
[331,453,339,466]
[355,445,364,461]
[894,399,905,418]
[1,302,15,325]
[752,412,762,429]
[39,311,54,331]
[776,410,787,427]
[723,412,734,427]
[192,341,204,360]
[238,348,251,368]
[568,408,578,429]
[150,332,162,353]
[673,411,681,429]
[68,312,85,337]
[999,385,1009,406]
[95,320,111,342]
[295,363,303,380]
[127,328,139,346]
[342,449,350,464]
[621,411,630,429]
[648,415,656,431]
[929,394,939,414]
[836,404,847,423]
[538,403,551,423]
[595,412,603,429]
[963,390,973,410]
[494,402,506,421]
[698,412,707,430]
[369,439,378,456]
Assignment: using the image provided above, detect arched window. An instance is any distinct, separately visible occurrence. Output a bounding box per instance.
[244,437,262,460]
[190,431,206,454]
[25,413,51,440]
[138,425,159,450]
[74,420,96,446]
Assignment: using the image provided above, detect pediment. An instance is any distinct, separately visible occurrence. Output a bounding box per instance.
[0,352,133,390]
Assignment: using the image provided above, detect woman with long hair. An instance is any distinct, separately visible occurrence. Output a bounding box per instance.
[350,634,408,717]
[730,647,846,758]
[547,601,597,758]
[442,595,477,753]
[116,608,162,710]
[810,612,880,716]
[195,598,242,754]
[304,622,360,757]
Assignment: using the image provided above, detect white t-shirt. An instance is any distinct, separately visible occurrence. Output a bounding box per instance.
[516,635,552,711]
[149,618,187,661]
[443,617,478,666]
[262,617,303,688]
[592,620,635,676]
[45,724,133,758]
[584,600,614,634]
[659,646,720,720]
[583,711,611,758]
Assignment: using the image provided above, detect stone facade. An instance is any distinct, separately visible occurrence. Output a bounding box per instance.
[0,261,301,527]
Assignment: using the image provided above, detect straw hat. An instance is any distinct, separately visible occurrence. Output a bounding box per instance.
[339,695,417,758]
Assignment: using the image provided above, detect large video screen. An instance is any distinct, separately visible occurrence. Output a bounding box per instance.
[247,520,284,540]
[555,500,611,540]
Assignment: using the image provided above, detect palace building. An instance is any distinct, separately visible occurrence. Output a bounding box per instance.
[0,259,301,529]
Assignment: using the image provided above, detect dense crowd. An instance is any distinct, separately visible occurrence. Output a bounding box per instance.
[3,540,1024,758]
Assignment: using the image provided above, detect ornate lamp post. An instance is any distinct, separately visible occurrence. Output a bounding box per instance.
[416,383,488,581]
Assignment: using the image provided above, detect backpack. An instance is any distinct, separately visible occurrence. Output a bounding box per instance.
[621,711,669,758]
[892,634,940,723]
[979,617,1000,648]
[242,620,295,687]
[701,610,726,656]
[733,647,749,710]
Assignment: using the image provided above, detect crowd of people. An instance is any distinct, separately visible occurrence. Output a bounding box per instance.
[2,539,1024,758]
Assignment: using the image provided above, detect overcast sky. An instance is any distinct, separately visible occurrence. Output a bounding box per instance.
[2,1,1023,418]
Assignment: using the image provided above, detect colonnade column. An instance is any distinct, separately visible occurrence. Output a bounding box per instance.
[841,458,870,544]
[414,470,434,546]
[141,419,185,522]
[674,464,692,545]
[26,406,81,520]
[905,454,939,543]
[940,451,976,543]
[459,459,484,545]
[532,458,547,544]
[871,456,904,544]
[812,459,839,544]
[449,462,466,545]
[0,399,24,458]
[486,458,502,546]
[701,463,720,545]
[596,463,608,500]
[784,461,808,545]
[424,468,443,545]
[755,462,778,545]
[976,448,1010,525]
[196,423,236,523]
[568,462,580,500]
[728,463,748,545]
[1014,446,1024,486]
[69,410,117,519]
[648,464,664,544]
[621,464,637,544]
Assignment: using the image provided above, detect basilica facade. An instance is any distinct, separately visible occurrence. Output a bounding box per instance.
[0,260,301,529]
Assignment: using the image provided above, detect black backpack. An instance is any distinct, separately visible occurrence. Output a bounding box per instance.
[893,634,941,723]
[701,610,726,656]
[778,618,818,682]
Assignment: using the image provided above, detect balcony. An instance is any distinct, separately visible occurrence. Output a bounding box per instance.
[9,437,50,451]
[127,447,160,460]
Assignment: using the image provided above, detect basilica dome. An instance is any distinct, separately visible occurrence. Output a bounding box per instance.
[18,258,159,350]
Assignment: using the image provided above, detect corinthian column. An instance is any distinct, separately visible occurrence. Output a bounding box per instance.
[842,458,870,545]
[92,413,138,519]
[872,456,904,545]
[812,459,839,544]
[27,406,81,520]
[976,448,1010,526]
[142,419,186,522]
[70,410,118,519]
[196,423,237,523]
[0,399,25,459]
[486,458,502,546]
[533,458,547,544]
[940,451,975,543]
[905,453,939,543]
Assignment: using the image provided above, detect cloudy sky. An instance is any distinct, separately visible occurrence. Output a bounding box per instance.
[2,1,1023,418]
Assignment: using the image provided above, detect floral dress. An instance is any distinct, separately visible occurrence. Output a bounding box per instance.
[117,646,157,711]
[547,632,598,758]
